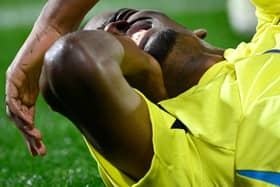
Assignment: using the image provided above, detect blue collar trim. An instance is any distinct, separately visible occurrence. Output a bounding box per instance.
[263,49,280,54]
[237,170,280,186]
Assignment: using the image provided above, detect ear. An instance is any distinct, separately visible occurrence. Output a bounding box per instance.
[193,29,208,39]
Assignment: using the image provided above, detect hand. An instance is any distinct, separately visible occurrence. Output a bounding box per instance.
[6,63,46,156]
[4,0,100,157]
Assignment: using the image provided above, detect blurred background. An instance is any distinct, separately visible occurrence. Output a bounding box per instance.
[0,0,255,186]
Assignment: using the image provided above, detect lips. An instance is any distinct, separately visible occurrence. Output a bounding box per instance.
[130,30,148,46]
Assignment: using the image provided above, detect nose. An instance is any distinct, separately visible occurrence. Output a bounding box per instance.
[104,20,129,35]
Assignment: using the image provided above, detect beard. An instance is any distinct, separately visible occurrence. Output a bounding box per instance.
[143,29,177,64]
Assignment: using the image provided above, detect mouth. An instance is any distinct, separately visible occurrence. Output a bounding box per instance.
[107,9,178,63]
[126,19,153,49]
[109,9,154,50]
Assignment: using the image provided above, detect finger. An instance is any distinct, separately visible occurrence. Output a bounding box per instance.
[23,127,42,140]
[10,113,46,156]
[23,128,46,156]
[8,109,33,133]
[24,133,46,156]
[6,98,34,127]
[6,106,41,149]
[37,140,46,156]
[30,128,42,139]
[13,114,42,140]
[25,137,38,156]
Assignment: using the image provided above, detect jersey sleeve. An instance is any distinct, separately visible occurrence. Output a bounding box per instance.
[250,0,280,30]
[234,51,280,186]
[251,0,280,15]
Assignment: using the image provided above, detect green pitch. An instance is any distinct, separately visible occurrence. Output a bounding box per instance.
[0,1,250,186]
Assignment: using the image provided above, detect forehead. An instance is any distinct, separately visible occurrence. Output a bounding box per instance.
[83,8,186,31]
[83,10,118,30]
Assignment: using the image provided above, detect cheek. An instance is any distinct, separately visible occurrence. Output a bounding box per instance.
[161,50,186,73]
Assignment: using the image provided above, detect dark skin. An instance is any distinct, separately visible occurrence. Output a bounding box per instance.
[5,0,100,156]
[39,9,225,180]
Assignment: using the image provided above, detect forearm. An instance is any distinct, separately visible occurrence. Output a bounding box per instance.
[41,0,99,34]
[9,0,99,77]
[9,24,61,79]
[6,0,99,156]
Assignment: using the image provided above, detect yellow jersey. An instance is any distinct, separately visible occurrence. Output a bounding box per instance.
[85,0,280,186]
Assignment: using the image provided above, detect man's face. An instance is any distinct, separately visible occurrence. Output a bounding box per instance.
[84,9,207,97]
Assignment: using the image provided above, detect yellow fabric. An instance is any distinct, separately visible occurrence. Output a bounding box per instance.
[84,138,134,187]
[251,0,280,14]
[84,1,280,186]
